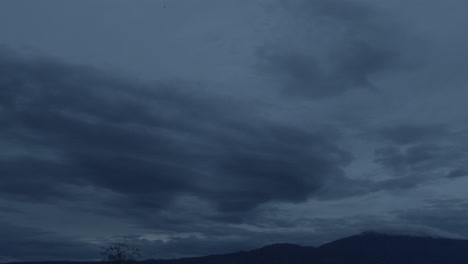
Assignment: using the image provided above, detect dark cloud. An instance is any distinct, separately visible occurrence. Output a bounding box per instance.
[374,141,467,177]
[0,222,97,261]
[377,124,449,145]
[370,140,468,192]
[0,50,352,217]
[374,144,444,175]
[257,42,396,99]
[369,122,468,192]
[2,0,468,261]
[446,168,468,178]
[0,204,20,214]
[395,199,468,238]
[256,0,407,99]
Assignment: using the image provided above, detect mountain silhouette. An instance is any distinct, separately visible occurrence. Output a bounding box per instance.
[6,232,468,264]
[142,242,370,264]
[142,232,468,264]
[318,231,468,264]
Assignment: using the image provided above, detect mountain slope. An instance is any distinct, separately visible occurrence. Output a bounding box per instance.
[144,242,370,264]
[319,231,468,264]
[7,232,468,264]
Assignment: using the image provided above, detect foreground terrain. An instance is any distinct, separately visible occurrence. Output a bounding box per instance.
[7,232,468,264]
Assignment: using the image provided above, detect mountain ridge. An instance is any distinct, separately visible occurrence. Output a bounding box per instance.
[5,232,468,264]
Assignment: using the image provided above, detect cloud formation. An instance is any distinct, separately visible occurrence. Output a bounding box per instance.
[0,222,97,262]
[256,0,409,99]
[2,0,468,261]
[0,50,352,215]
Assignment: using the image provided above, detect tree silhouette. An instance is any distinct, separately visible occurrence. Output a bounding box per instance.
[100,241,141,264]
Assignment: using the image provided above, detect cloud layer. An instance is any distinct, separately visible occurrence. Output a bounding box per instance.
[1,0,468,261]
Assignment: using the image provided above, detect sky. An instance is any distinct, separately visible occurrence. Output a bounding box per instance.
[1,0,468,262]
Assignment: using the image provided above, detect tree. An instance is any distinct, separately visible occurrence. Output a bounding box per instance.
[100,241,141,264]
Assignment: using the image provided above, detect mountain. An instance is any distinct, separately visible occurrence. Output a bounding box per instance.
[6,232,468,264]
[143,232,468,264]
[319,231,468,264]
[143,242,371,264]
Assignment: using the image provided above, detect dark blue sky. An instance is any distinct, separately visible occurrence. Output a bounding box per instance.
[1,0,468,262]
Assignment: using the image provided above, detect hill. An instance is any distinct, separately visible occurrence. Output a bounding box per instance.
[7,232,468,264]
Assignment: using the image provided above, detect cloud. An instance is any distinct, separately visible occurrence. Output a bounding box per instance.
[373,132,468,177]
[256,0,408,99]
[0,204,20,214]
[2,0,468,261]
[0,222,97,262]
[0,50,353,218]
[358,122,468,198]
[446,168,468,178]
[374,144,446,175]
[394,199,468,238]
[377,124,449,145]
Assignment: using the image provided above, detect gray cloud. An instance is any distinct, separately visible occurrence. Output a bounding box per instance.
[0,222,97,262]
[374,144,445,175]
[377,124,450,145]
[395,199,468,238]
[446,168,468,178]
[374,136,467,178]
[2,0,468,261]
[0,205,20,214]
[256,0,409,99]
[0,50,352,216]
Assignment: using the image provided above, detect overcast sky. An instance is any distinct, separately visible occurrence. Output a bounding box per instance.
[1,0,468,262]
